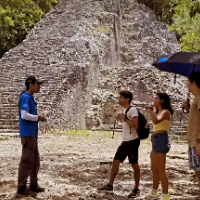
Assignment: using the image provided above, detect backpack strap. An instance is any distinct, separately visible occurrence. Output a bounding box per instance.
[125,106,133,119]
[125,106,134,134]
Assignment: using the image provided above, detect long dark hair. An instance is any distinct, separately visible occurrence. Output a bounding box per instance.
[156,93,173,115]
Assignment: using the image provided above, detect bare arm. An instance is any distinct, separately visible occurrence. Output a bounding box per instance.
[182,101,190,113]
[198,110,200,140]
[148,109,170,124]
[117,107,138,129]
[194,110,200,156]
[196,98,200,141]
[126,116,138,130]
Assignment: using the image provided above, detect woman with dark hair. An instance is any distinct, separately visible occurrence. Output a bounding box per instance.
[145,93,173,200]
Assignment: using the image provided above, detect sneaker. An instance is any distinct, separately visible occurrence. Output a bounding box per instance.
[145,189,158,199]
[128,188,140,198]
[97,184,113,193]
[29,184,45,193]
[162,194,170,200]
[16,187,37,198]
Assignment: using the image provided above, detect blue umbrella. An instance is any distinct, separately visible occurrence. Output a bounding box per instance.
[153,52,200,77]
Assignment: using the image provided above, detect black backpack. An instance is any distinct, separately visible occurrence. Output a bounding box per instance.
[125,106,150,140]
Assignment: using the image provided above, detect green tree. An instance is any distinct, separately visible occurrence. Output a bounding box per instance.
[169,0,200,51]
[180,14,200,51]
[138,0,200,51]
[33,0,58,12]
[0,0,58,58]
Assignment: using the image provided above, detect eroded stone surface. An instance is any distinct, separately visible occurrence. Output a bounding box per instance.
[0,0,188,133]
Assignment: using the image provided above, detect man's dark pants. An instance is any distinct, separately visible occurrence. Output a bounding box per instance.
[18,136,40,191]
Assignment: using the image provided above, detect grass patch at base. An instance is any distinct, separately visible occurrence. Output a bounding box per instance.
[95,26,111,33]
[0,136,9,141]
[48,129,115,139]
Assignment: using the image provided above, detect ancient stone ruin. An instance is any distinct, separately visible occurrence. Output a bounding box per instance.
[0,0,188,135]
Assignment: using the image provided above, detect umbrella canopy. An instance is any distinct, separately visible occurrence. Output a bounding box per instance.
[152,52,200,77]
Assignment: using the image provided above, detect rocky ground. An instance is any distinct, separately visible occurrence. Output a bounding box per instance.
[0,131,199,200]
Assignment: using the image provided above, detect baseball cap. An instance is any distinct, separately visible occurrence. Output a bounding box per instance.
[25,76,44,86]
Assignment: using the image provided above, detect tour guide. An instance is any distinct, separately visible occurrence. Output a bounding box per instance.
[16,76,46,198]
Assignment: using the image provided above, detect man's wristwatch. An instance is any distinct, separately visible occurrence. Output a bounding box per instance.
[197,138,200,144]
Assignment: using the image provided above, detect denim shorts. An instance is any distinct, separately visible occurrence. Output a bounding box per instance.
[189,147,200,171]
[151,133,171,154]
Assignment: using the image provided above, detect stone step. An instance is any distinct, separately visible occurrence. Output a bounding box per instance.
[0,132,19,137]
[170,131,187,136]
[0,106,19,111]
[0,86,21,90]
[0,115,19,119]
[172,126,187,129]
[0,125,19,129]
[0,118,19,121]
[170,126,187,130]
[0,112,19,116]
[0,92,20,95]
[170,127,187,130]
[0,120,19,125]
[0,91,20,94]
[170,130,187,133]
[0,107,18,111]
[0,116,19,120]
[38,102,54,105]
[0,103,51,107]
[0,100,18,104]
[172,123,187,126]
[170,129,187,132]
[170,125,187,128]
[0,97,19,101]
[0,104,18,107]
[0,129,19,134]
[0,113,19,117]
[0,99,54,103]
[0,119,19,124]
[0,91,57,96]
[0,97,19,100]
[0,108,19,111]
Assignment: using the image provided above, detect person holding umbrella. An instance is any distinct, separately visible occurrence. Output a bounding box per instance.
[16,76,46,198]
[183,71,200,194]
[144,93,173,200]
[152,52,200,197]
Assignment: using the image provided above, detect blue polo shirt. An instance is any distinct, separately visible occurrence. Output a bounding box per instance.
[19,91,38,137]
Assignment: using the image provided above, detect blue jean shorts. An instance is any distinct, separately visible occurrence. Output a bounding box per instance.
[189,147,200,171]
[151,133,171,154]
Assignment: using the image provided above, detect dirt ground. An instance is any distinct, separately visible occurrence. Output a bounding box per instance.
[0,131,199,200]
